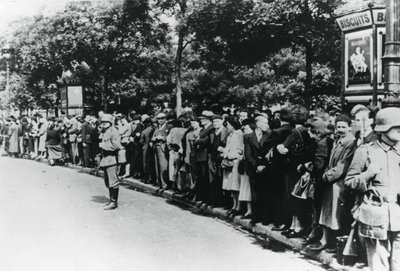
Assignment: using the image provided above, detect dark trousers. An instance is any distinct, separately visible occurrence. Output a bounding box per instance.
[251,171,273,223]
[208,158,224,207]
[82,143,92,167]
[272,166,299,226]
[130,145,142,176]
[193,161,210,204]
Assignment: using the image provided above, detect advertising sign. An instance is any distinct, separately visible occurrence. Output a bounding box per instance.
[345,29,373,92]
[67,86,83,108]
[372,9,386,25]
[336,11,372,32]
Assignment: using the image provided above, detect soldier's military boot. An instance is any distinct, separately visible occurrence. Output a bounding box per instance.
[104,188,118,210]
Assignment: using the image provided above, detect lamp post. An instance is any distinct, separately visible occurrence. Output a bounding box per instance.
[382,0,400,105]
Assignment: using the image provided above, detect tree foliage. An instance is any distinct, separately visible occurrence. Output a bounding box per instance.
[2,0,344,113]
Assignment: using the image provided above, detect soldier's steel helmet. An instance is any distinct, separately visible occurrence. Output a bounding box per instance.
[100,114,113,123]
[374,107,400,132]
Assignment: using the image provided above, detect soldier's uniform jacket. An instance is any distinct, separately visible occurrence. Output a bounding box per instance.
[99,126,123,168]
[345,140,400,231]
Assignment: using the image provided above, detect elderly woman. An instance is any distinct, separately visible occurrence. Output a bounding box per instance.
[222,116,244,216]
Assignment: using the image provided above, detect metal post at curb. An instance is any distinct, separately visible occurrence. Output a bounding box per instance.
[382,0,400,106]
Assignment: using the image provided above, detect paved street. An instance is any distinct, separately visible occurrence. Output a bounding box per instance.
[0,157,326,271]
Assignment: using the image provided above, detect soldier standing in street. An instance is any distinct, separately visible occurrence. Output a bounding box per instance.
[98,114,123,210]
[346,107,400,271]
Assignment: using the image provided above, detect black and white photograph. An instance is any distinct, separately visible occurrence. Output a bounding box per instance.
[1,0,399,271]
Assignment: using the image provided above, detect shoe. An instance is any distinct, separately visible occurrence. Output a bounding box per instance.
[281,229,293,236]
[102,201,111,207]
[304,236,320,245]
[104,202,118,210]
[287,231,305,239]
[271,224,286,231]
[325,247,336,254]
[241,214,253,220]
[307,242,327,252]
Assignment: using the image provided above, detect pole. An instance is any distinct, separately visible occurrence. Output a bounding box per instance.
[382,0,400,105]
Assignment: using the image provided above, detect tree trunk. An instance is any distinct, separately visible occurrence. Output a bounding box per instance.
[175,30,184,116]
[102,75,109,112]
[304,42,313,107]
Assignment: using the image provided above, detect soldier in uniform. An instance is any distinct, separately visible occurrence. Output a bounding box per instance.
[346,107,400,271]
[98,114,123,210]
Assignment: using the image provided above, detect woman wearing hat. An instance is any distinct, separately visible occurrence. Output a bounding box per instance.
[222,116,244,216]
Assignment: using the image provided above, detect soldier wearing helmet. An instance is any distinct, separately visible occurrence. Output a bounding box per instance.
[98,114,123,210]
[345,107,400,271]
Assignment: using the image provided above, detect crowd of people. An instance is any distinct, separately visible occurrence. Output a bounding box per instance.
[0,103,399,271]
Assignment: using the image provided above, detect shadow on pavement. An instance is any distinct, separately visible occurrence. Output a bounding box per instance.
[91,195,109,204]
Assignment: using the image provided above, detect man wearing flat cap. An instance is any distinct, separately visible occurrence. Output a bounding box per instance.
[192,110,214,205]
[208,114,228,207]
[98,114,124,210]
[151,112,172,189]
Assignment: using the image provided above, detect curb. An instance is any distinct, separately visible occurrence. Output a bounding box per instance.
[37,159,362,270]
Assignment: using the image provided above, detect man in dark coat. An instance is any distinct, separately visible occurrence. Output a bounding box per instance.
[81,115,93,167]
[129,114,143,178]
[140,116,155,184]
[193,110,214,205]
[243,113,271,224]
[208,114,228,208]
[262,107,295,230]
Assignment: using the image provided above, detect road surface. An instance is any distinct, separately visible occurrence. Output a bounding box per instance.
[0,157,326,271]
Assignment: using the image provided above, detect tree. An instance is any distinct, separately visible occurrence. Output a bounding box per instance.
[6,0,170,112]
[243,0,343,106]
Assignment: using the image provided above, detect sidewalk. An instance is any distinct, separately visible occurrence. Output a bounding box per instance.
[43,159,365,271]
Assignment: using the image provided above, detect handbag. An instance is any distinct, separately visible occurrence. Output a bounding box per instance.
[291,171,314,200]
[221,158,234,169]
[352,188,388,240]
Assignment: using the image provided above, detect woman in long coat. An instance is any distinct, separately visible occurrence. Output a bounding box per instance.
[309,115,356,252]
[7,117,19,156]
[38,117,48,158]
[222,116,244,215]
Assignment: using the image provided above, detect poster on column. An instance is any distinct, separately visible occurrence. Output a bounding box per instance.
[345,29,373,92]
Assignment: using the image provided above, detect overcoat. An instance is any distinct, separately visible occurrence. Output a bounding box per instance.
[319,133,356,230]
[8,122,19,153]
[38,121,48,152]
[193,123,214,162]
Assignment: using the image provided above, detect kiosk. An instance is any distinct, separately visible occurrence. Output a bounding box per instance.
[336,5,386,108]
